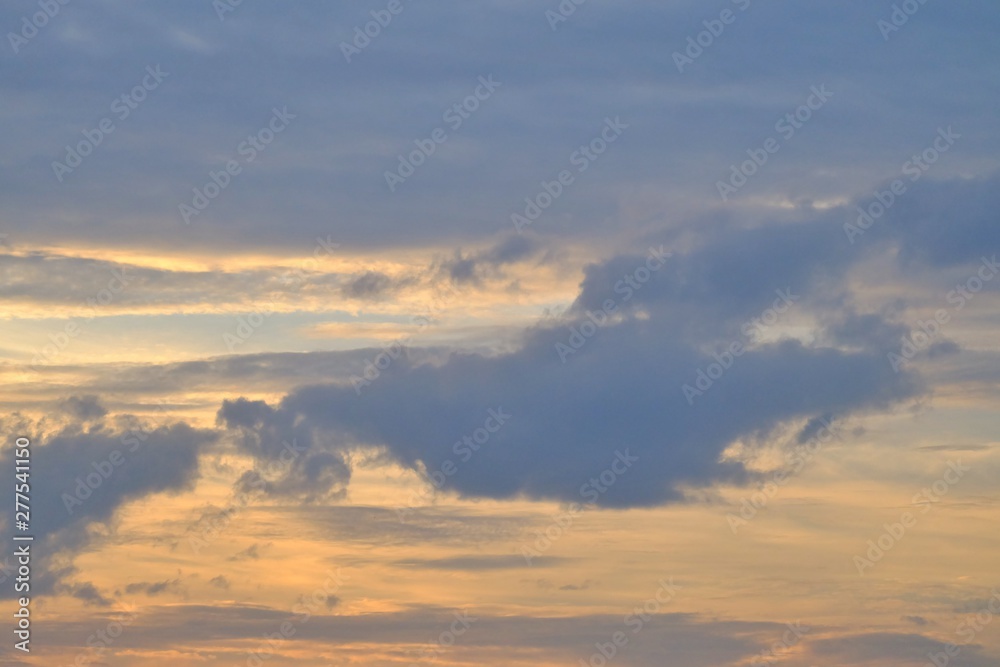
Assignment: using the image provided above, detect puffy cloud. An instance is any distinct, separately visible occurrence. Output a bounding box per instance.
[216,198,933,508]
[0,412,217,597]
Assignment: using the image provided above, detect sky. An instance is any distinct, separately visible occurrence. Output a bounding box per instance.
[1,1,999,665]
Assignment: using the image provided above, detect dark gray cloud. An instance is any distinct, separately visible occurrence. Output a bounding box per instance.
[123,578,183,597]
[808,632,994,667]
[216,199,935,508]
[440,234,541,284]
[2,2,997,253]
[0,414,217,597]
[219,398,352,502]
[339,270,399,299]
[874,174,1000,269]
[34,603,986,667]
[57,580,113,607]
[56,394,108,421]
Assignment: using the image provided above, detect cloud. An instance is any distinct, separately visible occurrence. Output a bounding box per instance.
[440,234,541,285]
[57,394,108,421]
[875,174,1000,269]
[0,412,217,597]
[339,270,399,299]
[56,581,112,607]
[123,578,183,597]
[228,544,263,561]
[807,632,994,667]
[215,199,931,509]
[218,398,351,502]
[901,615,930,626]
